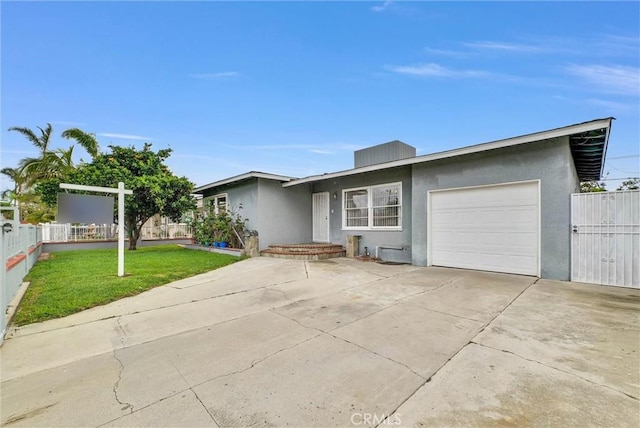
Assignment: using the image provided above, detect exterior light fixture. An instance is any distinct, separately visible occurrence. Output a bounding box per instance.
[2,222,13,233]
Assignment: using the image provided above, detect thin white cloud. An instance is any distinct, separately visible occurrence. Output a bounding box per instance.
[564,64,640,96]
[237,143,318,150]
[386,63,490,78]
[463,41,544,53]
[595,34,640,58]
[370,0,420,17]
[171,153,216,161]
[424,47,473,58]
[586,98,637,111]
[226,142,363,152]
[51,120,87,127]
[189,72,239,79]
[371,0,393,12]
[97,133,152,141]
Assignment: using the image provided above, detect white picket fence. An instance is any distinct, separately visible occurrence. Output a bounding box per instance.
[41,223,118,242]
[140,222,192,239]
[40,222,192,242]
[1,218,42,344]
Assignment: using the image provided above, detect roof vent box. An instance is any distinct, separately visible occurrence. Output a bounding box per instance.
[354,140,416,168]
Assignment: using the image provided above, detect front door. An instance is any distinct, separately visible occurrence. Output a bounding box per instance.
[313,192,330,243]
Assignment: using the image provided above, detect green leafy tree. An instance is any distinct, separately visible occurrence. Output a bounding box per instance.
[617,178,639,191]
[580,180,607,193]
[42,143,196,250]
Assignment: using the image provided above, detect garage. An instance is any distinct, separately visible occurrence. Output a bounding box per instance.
[428,181,540,276]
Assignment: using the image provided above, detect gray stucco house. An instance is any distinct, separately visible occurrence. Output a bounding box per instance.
[194,118,613,281]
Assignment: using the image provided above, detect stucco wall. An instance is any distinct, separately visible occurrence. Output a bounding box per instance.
[257,179,312,249]
[411,137,577,280]
[203,180,260,233]
[222,181,259,233]
[311,166,412,263]
[201,178,310,250]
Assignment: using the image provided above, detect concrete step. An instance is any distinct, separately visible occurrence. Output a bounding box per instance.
[261,243,346,261]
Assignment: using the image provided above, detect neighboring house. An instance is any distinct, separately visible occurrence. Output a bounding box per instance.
[194,118,613,281]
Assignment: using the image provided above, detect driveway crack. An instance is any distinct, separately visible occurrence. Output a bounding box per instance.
[191,389,220,426]
[376,277,540,427]
[330,332,426,380]
[112,318,134,413]
[190,333,321,389]
[272,311,427,381]
[471,341,639,401]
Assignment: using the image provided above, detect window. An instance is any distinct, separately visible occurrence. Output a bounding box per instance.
[207,193,228,215]
[343,182,402,230]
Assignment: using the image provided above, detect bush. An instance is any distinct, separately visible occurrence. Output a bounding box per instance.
[193,204,248,247]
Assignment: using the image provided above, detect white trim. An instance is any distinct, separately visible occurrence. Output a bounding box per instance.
[427,179,541,277]
[342,181,402,231]
[427,179,541,195]
[284,118,613,188]
[195,171,295,193]
[204,193,228,215]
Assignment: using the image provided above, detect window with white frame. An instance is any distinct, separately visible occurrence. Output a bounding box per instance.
[207,193,228,215]
[343,182,402,230]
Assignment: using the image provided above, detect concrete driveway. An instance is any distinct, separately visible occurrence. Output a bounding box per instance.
[1,257,638,427]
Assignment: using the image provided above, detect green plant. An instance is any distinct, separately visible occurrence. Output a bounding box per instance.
[190,204,248,247]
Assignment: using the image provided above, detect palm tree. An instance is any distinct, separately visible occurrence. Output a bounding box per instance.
[0,166,48,221]
[0,167,26,202]
[8,123,53,153]
[6,124,102,223]
[61,128,100,160]
[8,124,100,187]
[9,123,55,187]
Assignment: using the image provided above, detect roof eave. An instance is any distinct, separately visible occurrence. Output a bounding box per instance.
[283,118,614,187]
[194,171,295,194]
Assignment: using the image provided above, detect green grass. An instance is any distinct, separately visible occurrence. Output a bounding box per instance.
[14,245,241,326]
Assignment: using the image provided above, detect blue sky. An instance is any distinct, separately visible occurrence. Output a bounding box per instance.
[1,1,639,192]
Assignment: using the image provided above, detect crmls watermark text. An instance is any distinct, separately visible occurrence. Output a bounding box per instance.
[351,412,401,425]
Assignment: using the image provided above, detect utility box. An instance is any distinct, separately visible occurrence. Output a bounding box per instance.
[346,235,360,258]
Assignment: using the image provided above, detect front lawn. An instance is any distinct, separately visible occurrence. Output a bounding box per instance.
[14,245,241,326]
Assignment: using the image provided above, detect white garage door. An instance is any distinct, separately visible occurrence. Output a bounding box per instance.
[429,181,539,276]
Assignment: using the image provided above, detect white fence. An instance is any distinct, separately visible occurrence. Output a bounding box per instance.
[41,223,118,242]
[40,222,192,242]
[571,190,639,289]
[1,219,43,344]
[140,222,192,239]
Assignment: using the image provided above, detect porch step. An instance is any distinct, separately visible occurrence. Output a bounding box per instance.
[260,243,346,261]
